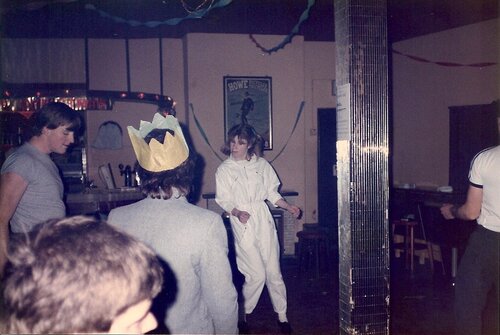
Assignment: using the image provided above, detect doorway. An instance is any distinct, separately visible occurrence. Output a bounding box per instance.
[317,108,338,249]
[449,101,499,193]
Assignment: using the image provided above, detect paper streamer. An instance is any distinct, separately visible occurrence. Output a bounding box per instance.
[393,49,496,68]
[85,0,233,28]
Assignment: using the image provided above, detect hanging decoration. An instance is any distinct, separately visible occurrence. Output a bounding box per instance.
[180,0,215,14]
[269,101,304,163]
[86,0,316,54]
[84,0,233,28]
[392,49,497,68]
[189,103,225,162]
[189,101,304,163]
[248,0,316,55]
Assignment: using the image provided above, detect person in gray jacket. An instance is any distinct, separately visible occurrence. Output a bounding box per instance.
[108,113,238,334]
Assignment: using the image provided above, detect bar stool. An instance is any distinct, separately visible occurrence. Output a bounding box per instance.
[296,229,329,279]
[415,203,446,275]
[392,219,426,273]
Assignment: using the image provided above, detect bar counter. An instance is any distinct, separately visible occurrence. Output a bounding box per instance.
[65,187,145,215]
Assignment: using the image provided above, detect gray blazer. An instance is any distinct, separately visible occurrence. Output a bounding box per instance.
[108,195,238,334]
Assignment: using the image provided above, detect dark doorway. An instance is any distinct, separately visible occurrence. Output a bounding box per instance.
[317,108,338,250]
[449,101,499,193]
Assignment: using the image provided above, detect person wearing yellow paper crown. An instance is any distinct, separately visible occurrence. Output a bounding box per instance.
[108,113,238,334]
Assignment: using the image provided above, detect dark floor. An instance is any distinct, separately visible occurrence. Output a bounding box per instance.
[243,253,458,335]
[243,254,336,335]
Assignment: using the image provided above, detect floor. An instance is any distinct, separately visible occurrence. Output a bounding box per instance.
[244,254,338,335]
[241,252,459,335]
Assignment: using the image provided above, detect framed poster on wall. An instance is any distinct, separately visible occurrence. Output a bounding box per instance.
[223,76,273,150]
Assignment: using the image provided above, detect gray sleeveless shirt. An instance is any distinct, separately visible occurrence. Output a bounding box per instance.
[1,143,65,233]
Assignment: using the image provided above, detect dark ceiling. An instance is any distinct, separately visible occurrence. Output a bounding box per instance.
[0,0,498,43]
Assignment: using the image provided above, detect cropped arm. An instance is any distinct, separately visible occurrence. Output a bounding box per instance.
[215,167,237,213]
[262,160,282,206]
[455,185,483,220]
[199,215,238,334]
[275,198,302,218]
[441,185,482,221]
[0,172,28,276]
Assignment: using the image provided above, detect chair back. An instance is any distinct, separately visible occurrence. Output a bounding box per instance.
[416,201,445,245]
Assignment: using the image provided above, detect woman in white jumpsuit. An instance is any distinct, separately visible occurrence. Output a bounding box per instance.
[215,124,301,334]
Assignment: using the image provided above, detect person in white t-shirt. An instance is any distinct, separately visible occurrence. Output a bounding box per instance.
[440,110,500,335]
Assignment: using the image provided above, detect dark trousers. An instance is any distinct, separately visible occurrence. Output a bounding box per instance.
[454,225,499,335]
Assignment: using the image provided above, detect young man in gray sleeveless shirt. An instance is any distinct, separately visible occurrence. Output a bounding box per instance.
[0,102,82,275]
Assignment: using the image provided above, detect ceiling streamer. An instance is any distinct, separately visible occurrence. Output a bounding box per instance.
[249,0,316,55]
[392,49,497,67]
[85,0,316,54]
[84,0,233,28]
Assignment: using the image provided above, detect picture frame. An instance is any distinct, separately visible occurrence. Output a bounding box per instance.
[223,76,273,150]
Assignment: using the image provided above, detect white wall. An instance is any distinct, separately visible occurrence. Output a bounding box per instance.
[84,101,157,189]
[1,18,497,233]
[303,42,337,223]
[85,38,184,187]
[391,18,499,188]
[1,38,85,83]
[88,39,128,91]
[184,33,306,219]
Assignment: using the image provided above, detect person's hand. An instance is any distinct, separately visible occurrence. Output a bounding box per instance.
[287,205,302,219]
[440,203,455,220]
[234,210,251,224]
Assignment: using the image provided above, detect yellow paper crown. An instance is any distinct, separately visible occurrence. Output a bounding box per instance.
[127,113,189,172]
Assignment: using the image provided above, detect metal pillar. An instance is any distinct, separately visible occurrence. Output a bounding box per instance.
[334,0,390,334]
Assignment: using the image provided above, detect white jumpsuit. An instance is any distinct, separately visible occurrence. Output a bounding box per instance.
[215,154,288,315]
